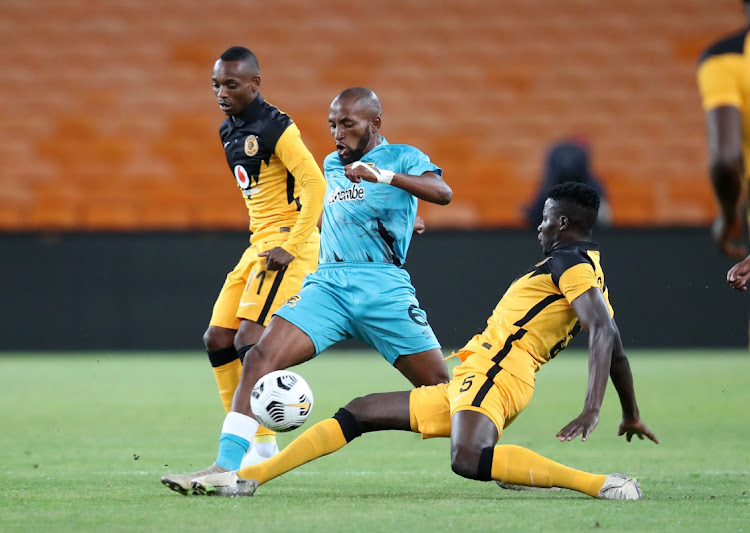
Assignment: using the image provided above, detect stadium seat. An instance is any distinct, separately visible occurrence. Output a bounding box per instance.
[0,0,738,230]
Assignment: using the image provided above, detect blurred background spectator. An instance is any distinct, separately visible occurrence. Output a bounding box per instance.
[524,138,612,228]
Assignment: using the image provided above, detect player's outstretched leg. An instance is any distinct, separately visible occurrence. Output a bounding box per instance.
[489,445,641,500]
[451,411,641,500]
[191,411,362,497]
[193,393,412,497]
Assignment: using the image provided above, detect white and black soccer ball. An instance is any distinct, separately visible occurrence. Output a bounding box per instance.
[250,370,314,432]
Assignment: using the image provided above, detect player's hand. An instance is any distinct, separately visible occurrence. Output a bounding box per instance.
[344,162,375,183]
[413,215,425,235]
[344,162,394,184]
[711,213,746,259]
[556,409,599,442]
[727,255,750,291]
[258,247,294,271]
[617,418,659,444]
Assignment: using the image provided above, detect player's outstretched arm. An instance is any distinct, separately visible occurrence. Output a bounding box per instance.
[609,320,658,444]
[727,254,750,291]
[345,163,452,205]
[556,287,615,442]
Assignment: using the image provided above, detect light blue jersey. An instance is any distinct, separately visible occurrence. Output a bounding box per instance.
[320,140,441,266]
[274,139,442,363]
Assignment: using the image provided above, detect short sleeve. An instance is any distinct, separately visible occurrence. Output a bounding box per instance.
[697,54,744,111]
[403,146,442,177]
[548,249,599,304]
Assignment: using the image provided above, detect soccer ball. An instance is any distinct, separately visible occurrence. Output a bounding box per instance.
[250,370,314,432]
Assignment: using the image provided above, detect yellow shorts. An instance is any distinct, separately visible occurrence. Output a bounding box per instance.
[410,352,534,438]
[209,233,320,329]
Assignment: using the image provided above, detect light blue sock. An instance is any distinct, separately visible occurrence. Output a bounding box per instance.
[215,412,259,470]
[216,433,250,470]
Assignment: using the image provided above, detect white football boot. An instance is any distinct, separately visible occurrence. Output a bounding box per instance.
[597,473,642,500]
[192,470,259,497]
[161,463,230,495]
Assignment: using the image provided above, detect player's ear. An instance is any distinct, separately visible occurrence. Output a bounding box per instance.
[559,215,569,230]
[371,115,381,132]
[252,74,261,90]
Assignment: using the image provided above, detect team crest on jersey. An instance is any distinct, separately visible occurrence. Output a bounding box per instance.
[284,295,301,307]
[244,135,259,156]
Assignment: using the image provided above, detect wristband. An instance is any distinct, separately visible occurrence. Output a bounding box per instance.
[350,161,394,185]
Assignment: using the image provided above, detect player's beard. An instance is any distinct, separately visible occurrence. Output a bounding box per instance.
[339,129,372,165]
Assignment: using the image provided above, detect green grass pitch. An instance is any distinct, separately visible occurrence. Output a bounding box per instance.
[1,350,748,532]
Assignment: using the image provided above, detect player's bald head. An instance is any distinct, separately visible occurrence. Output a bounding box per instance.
[332,87,382,120]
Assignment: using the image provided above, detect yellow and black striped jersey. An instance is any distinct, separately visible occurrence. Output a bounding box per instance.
[459,241,613,386]
[220,94,325,255]
[697,27,750,180]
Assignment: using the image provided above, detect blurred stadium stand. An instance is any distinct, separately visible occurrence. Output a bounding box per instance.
[0,0,740,231]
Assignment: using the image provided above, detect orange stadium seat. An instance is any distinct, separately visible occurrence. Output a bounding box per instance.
[0,0,738,230]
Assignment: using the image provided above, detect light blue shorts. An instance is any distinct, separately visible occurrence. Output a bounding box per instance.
[273,262,441,365]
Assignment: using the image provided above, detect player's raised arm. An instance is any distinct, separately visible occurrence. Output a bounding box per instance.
[706,106,746,258]
[345,163,452,205]
[555,286,615,442]
[697,31,748,259]
[608,320,659,443]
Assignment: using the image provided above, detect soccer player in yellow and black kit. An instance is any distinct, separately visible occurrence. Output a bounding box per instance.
[191,182,659,500]
[203,46,326,465]
[696,2,750,259]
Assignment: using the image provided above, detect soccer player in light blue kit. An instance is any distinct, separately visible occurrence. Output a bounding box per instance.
[162,87,454,494]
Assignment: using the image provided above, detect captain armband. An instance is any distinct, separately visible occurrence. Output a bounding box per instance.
[350,161,394,185]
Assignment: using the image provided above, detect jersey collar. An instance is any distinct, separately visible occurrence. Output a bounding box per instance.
[230,94,265,127]
[556,240,599,252]
[360,137,389,160]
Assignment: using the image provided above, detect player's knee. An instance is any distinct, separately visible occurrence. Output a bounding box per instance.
[203,326,233,352]
[450,445,484,481]
[343,396,386,433]
[242,342,282,373]
[342,396,369,424]
[432,366,451,385]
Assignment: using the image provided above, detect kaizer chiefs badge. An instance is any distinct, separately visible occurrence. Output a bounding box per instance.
[284,295,301,308]
[244,135,259,156]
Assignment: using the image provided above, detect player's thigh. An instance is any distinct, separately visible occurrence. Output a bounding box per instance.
[250,315,317,369]
[273,269,354,355]
[353,269,441,364]
[449,364,533,439]
[409,383,451,438]
[237,238,318,326]
[394,348,450,387]
[208,246,255,330]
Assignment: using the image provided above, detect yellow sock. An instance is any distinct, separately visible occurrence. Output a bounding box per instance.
[491,444,606,498]
[239,418,348,485]
[255,427,277,441]
[212,359,242,413]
